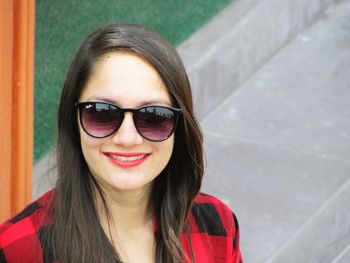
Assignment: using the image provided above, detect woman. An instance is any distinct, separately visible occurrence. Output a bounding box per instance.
[0,24,242,263]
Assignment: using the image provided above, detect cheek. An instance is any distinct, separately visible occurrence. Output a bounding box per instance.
[157,136,175,162]
[79,128,102,160]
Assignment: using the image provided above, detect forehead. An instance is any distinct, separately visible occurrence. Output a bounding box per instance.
[80,51,171,107]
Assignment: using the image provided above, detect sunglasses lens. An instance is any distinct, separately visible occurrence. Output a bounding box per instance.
[135,107,176,141]
[80,103,122,138]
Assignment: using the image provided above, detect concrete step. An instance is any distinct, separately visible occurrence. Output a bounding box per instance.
[332,243,350,263]
[196,0,350,262]
[178,0,336,119]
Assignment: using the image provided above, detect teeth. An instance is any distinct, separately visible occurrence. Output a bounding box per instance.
[111,155,145,162]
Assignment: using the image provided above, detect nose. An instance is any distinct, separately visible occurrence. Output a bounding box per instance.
[112,112,144,146]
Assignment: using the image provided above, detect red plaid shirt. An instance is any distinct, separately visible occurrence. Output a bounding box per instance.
[0,190,242,262]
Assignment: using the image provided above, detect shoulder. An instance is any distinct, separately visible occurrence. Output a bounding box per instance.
[0,190,54,262]
[191,193,239,236]
[185,193,243,262]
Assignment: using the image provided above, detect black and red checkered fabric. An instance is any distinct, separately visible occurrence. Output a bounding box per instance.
[0,190,242,262]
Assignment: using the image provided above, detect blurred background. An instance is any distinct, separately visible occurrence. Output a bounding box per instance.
[2,0,350,262]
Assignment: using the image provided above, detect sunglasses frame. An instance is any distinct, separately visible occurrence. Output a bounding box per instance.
[75,101,182,142]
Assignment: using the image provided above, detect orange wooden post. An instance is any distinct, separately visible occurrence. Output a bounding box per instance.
[0,0,35,222]
[0,0,14,222]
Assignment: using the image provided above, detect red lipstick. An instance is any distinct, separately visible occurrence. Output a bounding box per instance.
[103,152,149,168]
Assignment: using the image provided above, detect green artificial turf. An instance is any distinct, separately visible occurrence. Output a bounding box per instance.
[34,0,233,161]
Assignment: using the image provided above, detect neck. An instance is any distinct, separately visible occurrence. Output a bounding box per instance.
[95,184,154,232]
[94,185,156,262]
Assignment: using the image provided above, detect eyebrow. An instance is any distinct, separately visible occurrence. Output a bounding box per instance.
[84,96,171,107]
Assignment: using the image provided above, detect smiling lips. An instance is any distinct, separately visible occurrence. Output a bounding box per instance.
[103,152,150,168]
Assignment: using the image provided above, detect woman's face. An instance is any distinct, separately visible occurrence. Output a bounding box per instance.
[78,52,174,195]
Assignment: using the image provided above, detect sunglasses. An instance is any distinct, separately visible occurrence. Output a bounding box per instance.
[76,101,181,142]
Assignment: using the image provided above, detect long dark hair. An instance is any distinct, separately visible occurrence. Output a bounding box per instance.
[44,24,204,262]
